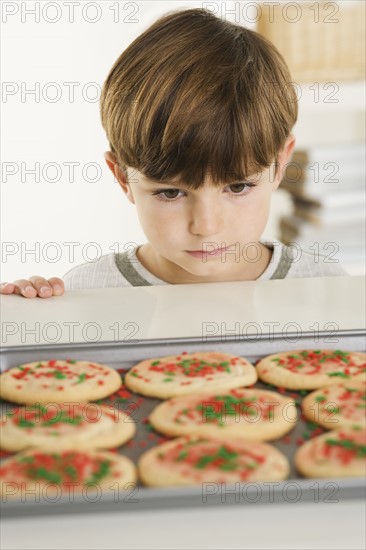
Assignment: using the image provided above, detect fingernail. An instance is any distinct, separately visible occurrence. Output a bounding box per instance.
[40,286,51,295]
[24,286,36,294]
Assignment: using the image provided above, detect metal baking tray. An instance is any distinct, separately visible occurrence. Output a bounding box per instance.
[1,330,365,518]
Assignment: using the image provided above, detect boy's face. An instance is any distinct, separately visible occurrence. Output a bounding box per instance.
[105,134,295,283]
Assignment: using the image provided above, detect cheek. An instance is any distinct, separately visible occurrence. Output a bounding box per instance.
[256,191,272,219]
[137,200,182,239]
[234,190,272,233]
[243,189,271,216]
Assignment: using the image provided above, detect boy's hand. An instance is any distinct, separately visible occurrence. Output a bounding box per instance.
[0,277,65,298]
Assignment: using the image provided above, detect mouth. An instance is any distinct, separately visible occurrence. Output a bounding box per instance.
[185,246,229,257]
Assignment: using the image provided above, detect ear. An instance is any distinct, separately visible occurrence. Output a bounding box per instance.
[104,151,135,204]
[272,133,296,190]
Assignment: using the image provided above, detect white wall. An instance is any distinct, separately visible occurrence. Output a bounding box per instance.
[1,1,365,281]
[2,1,188,281]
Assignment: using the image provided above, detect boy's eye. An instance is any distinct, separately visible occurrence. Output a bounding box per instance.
[152,182,256,202]
[226,182,258,195]
[229,183,247,193]
[156,189,181,200]
[151,188,186,201]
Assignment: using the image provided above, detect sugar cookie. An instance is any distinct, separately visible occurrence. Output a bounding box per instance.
[0,449,137,498]
[295,427,366,478]
[125,351,257,399]
[138,436,290,486]
[149,388,296,441]
[0,402,135,452]
[256,350,366,390]
[301,382,366,429]
[0,359,122,404]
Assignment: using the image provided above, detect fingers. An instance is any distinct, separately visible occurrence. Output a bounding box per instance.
[47,277,65,296]
[28,277,65,298]
[0,277,65,298]
[0,282,17,295]
[1,279,37,298]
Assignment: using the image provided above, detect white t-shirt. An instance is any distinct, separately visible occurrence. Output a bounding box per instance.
[62,239,348,290]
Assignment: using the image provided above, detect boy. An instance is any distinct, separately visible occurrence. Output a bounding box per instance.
[0,8,347,299]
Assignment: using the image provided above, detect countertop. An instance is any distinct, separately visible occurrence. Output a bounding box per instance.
[1,276,365,347]
[1,275,365,550]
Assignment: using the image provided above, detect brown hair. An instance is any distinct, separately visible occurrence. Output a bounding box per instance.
[100,7,298,189]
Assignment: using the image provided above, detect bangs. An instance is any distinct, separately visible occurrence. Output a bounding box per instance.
[102,8,298,189]
[124,71,271,189]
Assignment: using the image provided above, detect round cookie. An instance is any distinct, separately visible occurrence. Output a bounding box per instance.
[256,350,366,390]
[138,436,290,487]
[294,426,366,478]
[0,402,136,452]
[302,382,366,430]
[0,359,122,404]
[0,449,137,499]
[125,351,257,399]
[149,388,297,441]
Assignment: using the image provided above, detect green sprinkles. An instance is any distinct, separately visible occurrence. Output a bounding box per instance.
[176,451,188,461]
[65,465,78,479]
[33,467,61,484]
[42,414,84,426]
[18,456,34,464]
[86,460,111,485]
[305,421,319,430]
[197,394,259,422]
[196,455,216,469]
[325,439,366,458]
[52,371,67,380]
[189,445,247,472]
[174,359,232,375]
[18,419,36,428]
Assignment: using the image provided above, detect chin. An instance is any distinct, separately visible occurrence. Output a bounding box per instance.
[182,261,228,276]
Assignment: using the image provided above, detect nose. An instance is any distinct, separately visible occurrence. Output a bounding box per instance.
[188,197,224,238]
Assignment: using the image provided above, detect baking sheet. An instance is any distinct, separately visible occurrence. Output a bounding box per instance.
[1,334,365,517]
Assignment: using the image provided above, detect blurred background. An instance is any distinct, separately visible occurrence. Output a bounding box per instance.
[1,0,365,280]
